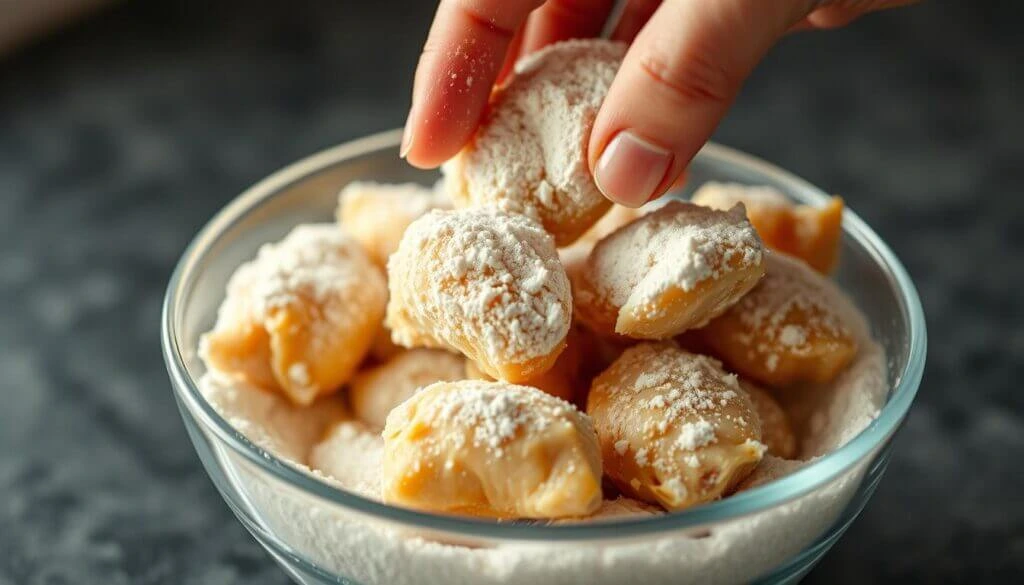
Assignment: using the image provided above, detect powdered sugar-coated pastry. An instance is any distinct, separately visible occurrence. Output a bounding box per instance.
[382,380,603,519]
[701,252,859,387]
[348,349,466,429]
[552,496,663,524]
[692,182,844,274]
[200,224,387,406]
[309,420,384,499]
[573,201,766,340]
[385,208,572,383]
[739,379,797,459]
[462,325,588,404]
[588,342,765,511]
[736,455,806,492]
[442,40,626,246]
[559,204,648,279]
[336,180,451,267]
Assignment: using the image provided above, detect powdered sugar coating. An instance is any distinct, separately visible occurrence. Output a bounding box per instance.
[200,224,387,405]
[385,208,571,382]
[588,342,764,510]
[382,380,602,518]
[575,201,766,338]
[443,40,626,246]
[701,252,860,387]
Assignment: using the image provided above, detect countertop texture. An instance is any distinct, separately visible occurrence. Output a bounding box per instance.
[1,1,1021,583]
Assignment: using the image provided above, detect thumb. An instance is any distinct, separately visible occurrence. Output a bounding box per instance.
[589,0,813,207]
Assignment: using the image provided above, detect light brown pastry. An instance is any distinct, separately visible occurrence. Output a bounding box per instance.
[336,180,450,267]
[739,380,797,459]
[442,40,626,246]
[700,252,859,387]
[573,201,766,339]
[385,208,572,383]
[348,349,466,429]
[588,342,765,511]
[692,181,844,274]
[200,224,386,405]
[382,380,603,519]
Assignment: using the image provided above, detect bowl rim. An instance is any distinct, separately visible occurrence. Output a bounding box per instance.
[162,128,927,541]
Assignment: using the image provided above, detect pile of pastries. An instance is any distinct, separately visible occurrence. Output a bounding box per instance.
[199,41,857,521]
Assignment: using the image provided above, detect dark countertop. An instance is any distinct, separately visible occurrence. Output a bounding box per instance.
[1,1,1021,583]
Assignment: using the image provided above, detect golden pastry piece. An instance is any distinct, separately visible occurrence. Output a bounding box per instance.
[385,208,572,383]
[442,40,626,246]
[573,201,766,339]
[336,180,450,267]
[691,182,844,274]
[588,342,765,511]
[739,380,797,459]
[200,224,387,405]
[463,326,585,404]
[382,380,603,519]
[348,349,466,429]
[700,252,859,387]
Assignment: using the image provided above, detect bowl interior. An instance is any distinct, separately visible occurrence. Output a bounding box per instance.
[164,129,925,539]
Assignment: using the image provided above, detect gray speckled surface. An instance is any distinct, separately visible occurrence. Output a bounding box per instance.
[1,1,1021,583]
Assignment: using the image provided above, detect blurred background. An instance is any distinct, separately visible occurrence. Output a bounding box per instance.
[1,1,1021,583]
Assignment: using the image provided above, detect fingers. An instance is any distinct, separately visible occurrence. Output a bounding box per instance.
[403,0,544,168]
[520,0,615,55]
[589,0,813,207]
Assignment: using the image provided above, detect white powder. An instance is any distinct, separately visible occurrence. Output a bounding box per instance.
[386,208,571,366]
[589,202,764,310]
[676,420,717,451]
[309,420,385,499]
[442,40,627,245]
[389,380,586,458]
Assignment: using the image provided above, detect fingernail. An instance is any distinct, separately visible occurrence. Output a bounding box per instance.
[399,113,414,158]
[594,131,673,208]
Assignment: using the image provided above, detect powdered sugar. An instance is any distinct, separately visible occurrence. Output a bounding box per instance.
[443,40,626,245]
[589,202,764,310]
[386,208,571,369]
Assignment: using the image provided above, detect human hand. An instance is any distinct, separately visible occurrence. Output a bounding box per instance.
[402,0,914,207]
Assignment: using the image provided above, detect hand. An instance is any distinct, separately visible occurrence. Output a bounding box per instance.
[401,0,914,207]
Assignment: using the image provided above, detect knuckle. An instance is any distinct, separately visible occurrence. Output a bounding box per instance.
[636,44,740,105]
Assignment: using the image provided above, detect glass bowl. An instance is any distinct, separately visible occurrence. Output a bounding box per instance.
[162,129,926,585]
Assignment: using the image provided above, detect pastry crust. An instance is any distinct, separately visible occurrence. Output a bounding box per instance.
[200,224,386,405]
[442,40,626,246]
[385,208,571,382]
[574,201,766,339]
[692,182,844,274]
[588,342,764,511]
[383,380,603,519]
[700,252,858,387]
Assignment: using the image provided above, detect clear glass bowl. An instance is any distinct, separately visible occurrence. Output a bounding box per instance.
[162,129,926,585]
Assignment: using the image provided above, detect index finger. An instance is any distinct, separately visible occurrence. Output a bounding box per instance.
[403,0,545,168]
